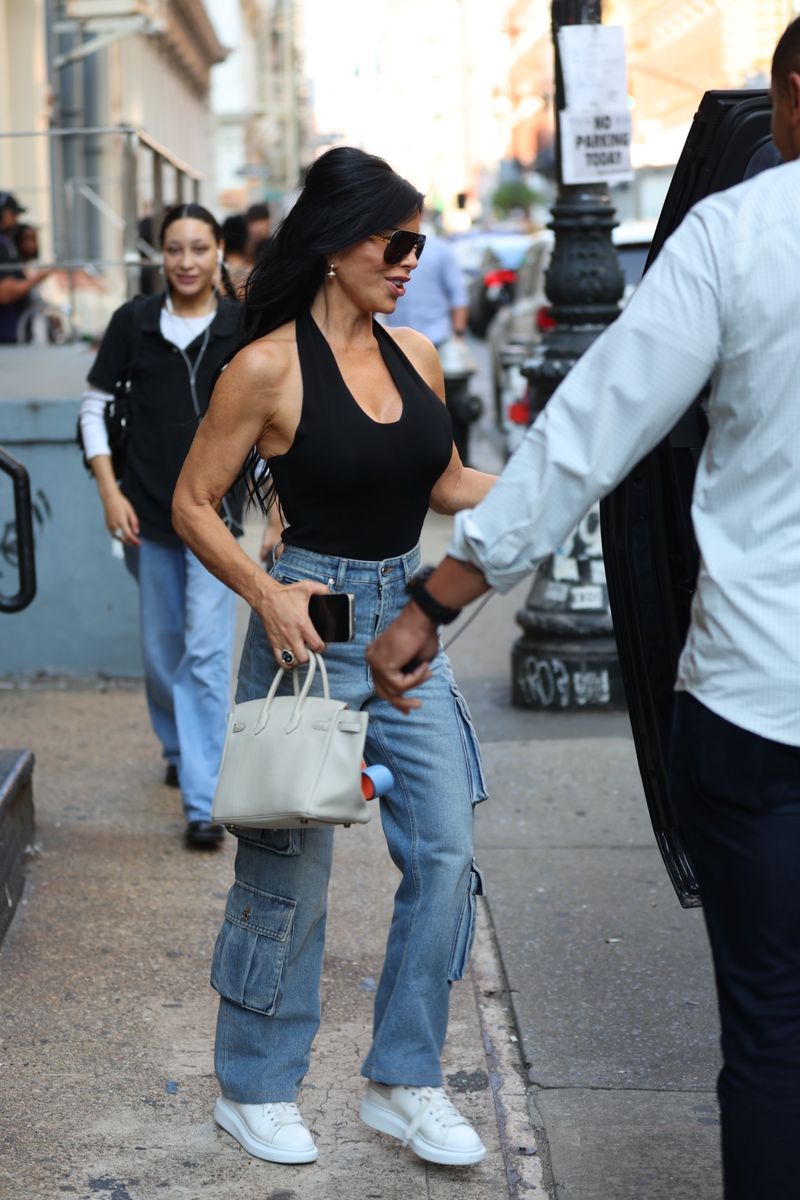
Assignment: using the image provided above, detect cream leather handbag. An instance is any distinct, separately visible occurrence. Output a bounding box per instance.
[212,651,372,830]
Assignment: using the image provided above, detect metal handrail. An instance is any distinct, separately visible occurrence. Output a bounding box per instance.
[0,448,37,614]
[0,125,204,183]
[0,124,204,322]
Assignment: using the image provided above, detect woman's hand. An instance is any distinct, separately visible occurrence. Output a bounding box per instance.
[256,577,330,669]
[101,486,141,546]
[89,455,140,546]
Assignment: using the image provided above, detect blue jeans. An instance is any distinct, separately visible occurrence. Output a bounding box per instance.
[211,544,488,1102]
[125,537,236,823]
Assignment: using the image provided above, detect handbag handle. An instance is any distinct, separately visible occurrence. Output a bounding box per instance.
[253,650,330,735]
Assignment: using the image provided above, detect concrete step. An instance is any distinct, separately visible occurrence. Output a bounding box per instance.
[0,749,35,946]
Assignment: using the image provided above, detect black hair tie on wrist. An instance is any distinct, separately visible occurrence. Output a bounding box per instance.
[406,566,462,626]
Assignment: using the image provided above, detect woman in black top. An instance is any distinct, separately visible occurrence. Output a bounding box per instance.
[173,149,496,1167]
[80,204,243,848]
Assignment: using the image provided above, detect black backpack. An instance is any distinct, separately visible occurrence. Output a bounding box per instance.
[76,298,146,480]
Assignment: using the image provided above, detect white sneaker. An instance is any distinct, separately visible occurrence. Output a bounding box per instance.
[214,1096,318,1164]
[359,1083,486,1166]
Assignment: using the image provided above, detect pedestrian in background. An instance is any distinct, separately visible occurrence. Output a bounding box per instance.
[221,213,249,295]
[12,222,39,262]
[79,203,243,849]
[244,201,271,265]
[172,146,496,1168]
[0,191,51,344]
[368,19,800,1200]
[382,218,473,460]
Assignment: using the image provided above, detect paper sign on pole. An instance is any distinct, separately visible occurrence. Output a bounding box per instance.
[556,24,633,185]
[559,110,633,184]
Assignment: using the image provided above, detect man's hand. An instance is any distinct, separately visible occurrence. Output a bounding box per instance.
[367,556,491,712]
[366,602,439,713]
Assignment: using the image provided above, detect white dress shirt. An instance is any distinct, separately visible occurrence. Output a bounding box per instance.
[449,158,800,746]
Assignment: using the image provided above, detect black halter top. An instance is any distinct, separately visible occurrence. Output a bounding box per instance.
[267,311,453,560]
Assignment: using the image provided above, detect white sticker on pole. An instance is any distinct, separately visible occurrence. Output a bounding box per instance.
[556,24,633,185]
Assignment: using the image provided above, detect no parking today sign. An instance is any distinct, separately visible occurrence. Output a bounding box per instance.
[557,24,634,186]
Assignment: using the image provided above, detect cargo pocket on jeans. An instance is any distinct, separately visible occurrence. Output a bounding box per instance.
[232,827,304,855]
[447,860,485,981]
[450,684,489,805]
[211,881,296,1015]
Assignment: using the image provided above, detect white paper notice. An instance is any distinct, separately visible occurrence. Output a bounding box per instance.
[559,110,633,184]
[557,25,628,112]
[556,25,633,185]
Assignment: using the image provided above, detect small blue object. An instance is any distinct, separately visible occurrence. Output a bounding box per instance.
[165,1080,179,1094]
[363,764,394,797]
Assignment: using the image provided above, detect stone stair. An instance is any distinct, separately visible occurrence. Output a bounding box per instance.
[0,749,35,945]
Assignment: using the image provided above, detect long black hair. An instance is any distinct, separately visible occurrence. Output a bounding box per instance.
[241,146,424,342]
[159,202,238,302]
[237,147,424,512]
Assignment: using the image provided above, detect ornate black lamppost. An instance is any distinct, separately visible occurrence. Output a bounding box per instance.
[511,0,627,712]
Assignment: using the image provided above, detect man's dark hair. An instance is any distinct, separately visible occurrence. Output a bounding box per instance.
[221,213,248,256]
[772,17,800,90]
[245,202,271,223]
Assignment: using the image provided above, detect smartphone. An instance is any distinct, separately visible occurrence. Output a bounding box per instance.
[308,593,355,642]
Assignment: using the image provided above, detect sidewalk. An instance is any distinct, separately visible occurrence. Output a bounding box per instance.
[0,478,723,1199]
[0,498,546,1200]
[0,675,542,1200]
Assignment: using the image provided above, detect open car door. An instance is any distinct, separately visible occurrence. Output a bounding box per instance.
[599,91,777,908]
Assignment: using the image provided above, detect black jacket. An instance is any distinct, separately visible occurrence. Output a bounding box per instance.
[87,292,244,544]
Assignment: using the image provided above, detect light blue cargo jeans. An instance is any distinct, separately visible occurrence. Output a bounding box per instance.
[124,537,236,822]
[211,543,488,1103]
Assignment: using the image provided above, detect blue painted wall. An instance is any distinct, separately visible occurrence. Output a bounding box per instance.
[0,346,142,677]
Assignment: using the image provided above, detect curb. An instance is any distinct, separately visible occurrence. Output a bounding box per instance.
[471,898,552,1197]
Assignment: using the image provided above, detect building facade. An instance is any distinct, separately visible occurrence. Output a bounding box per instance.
[0,0,226,327]
[501,0,800,215]
[208,0,313,218]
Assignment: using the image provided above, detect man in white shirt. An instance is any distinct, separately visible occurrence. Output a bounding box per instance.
[367,20,800,1200]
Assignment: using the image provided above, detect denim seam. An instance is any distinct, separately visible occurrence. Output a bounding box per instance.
[449,683,489,804]
[361,711,424,1076]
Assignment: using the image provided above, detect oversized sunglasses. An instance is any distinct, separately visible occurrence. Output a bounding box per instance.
[371,229,427,264]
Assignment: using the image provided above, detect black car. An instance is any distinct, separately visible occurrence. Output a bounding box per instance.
[600,89,777,908]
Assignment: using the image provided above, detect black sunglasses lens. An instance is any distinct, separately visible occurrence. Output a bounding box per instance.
[384,230,425,264]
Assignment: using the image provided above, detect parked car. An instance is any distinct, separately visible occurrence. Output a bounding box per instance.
[448,225,530,283]
[465,234,533,337]
[488,220,655,457]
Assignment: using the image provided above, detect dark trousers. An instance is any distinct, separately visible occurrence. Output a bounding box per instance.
[670,692,800,1200]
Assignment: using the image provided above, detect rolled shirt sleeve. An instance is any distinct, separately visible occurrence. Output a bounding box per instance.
[448,204,727,592]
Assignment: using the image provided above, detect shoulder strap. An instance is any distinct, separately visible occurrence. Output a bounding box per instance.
[122,294,151,387]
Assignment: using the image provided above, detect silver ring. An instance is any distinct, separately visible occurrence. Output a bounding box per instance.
[280,648,295,666]
[113,527,124,540]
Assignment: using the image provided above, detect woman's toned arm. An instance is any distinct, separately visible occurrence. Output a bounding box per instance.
[389,327,496,515]
[172,340,328,666]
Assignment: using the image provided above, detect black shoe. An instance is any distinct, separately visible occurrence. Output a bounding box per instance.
[164,764,180,788]
[185,820,225,849]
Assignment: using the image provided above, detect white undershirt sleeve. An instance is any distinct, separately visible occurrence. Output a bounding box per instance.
[79,388,115,460]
